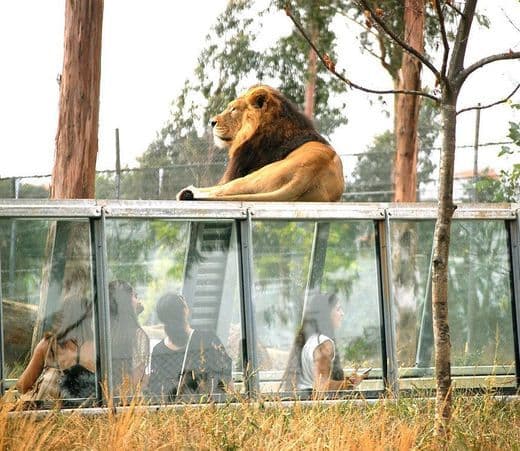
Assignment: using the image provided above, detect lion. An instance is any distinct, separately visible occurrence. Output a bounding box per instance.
[176,84,344,202]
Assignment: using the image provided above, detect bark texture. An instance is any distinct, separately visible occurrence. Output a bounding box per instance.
[431,1,477,439]
[51,0,104,199]
[432,94,457,440]
[393,0,424,202]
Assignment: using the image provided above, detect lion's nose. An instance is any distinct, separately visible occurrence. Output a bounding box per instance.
[210,118,217,128]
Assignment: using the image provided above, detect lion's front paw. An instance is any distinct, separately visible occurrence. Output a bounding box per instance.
[176,186,196,201]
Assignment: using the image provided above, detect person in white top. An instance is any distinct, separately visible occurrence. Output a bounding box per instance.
[282,292,368,393]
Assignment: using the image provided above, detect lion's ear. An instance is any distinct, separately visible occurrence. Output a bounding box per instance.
[249,89,268,109]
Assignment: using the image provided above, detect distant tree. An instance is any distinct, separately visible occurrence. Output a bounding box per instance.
[140,0,348,187]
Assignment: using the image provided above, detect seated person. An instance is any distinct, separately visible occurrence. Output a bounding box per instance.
[17,296,96,401]
[148,293,232,401]
[108,280,150,391]
[282,292,367,394]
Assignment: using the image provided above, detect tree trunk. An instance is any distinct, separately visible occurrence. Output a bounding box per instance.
[393,0,424,202]
[34,1,104,350]
[304,26,318,119]
[51,0,104,199]
[432,92,458,439]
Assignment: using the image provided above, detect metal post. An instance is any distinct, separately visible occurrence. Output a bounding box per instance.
[8,179,19,299]
[379,211,399,395]
[237,210,259,397]
[0,244,5,395]
[157,168,164,199]
[91,211,113,404]
[115,128,121,200]
[473,104,481,202]
[509,211,520,389]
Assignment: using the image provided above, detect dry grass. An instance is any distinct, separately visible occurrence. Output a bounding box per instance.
[0,392,519,450]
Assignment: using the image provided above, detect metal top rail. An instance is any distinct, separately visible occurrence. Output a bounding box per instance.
[0,199,517,220]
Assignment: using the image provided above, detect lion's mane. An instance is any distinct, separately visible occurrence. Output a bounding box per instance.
[220,85,329,183]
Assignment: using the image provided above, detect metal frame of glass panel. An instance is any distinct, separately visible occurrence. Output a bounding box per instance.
[509,210,520,388]
[0,200,518,404]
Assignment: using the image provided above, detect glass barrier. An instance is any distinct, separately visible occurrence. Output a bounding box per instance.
[251,220,384,396]
[0,204,518,407]
[0,219,98,406]
[104,219,242,401]
[391,220,516,390]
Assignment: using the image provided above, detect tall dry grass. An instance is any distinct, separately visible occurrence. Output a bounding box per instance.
[0,392,518,450]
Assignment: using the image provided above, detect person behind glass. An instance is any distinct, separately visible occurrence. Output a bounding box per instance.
[16,296,96,400]
[282,292,367,393]
[148,293,232,401]
[108,280,150,391]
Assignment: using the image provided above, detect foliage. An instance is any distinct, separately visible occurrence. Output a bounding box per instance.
[266,0,348,135]
[399,219,515,367]
[137,0,349,183]
[342,325,380,364]
[0,219,48,303]
[105,219,188,319]
[447,221,515,365]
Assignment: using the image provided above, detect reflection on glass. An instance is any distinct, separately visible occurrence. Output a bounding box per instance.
[252,220,383,395]
[104,219,242,399]
[0,219,97,402]
[391,220,515,389]
[108,280,150,392]
[0,219,48,380]
[148,293,232,400]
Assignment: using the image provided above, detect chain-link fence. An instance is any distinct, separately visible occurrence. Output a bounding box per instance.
[0,141,515,202]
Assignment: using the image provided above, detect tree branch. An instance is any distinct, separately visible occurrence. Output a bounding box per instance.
[445,1,464,18]
[448,0,477,81]
[375,32,395,78]
[434,0,450,80]
[501,8,520,34]
[458,51,520,85]
[356,0,440,79]
[457,83,520,115]
[284,3,439,102]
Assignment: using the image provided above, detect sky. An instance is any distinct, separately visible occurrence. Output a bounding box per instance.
[0,1,519,185]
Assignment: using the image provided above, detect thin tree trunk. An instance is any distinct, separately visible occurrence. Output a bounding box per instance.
[393,0,424,202]
[304,26,318,119]
[432,92,458,439]
[51,0,104,199]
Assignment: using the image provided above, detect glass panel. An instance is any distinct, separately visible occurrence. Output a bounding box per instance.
[251,220,383,396]
[391,219,516,390]
[0,219,97,404]
[104,219,241,402]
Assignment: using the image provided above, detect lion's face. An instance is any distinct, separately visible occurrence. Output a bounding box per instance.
[210,86,279,150]
[211,97,249,149]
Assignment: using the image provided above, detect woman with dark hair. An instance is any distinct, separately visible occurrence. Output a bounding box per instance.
[148,293,232,400]
[108,280,150,390]
[282,292,366,393]
[17,296,96,400]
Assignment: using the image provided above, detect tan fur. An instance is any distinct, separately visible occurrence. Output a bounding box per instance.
[176,85,345,202]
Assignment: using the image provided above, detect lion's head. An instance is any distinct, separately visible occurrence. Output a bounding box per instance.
[210,85,280,150]
[211,84,329,180]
